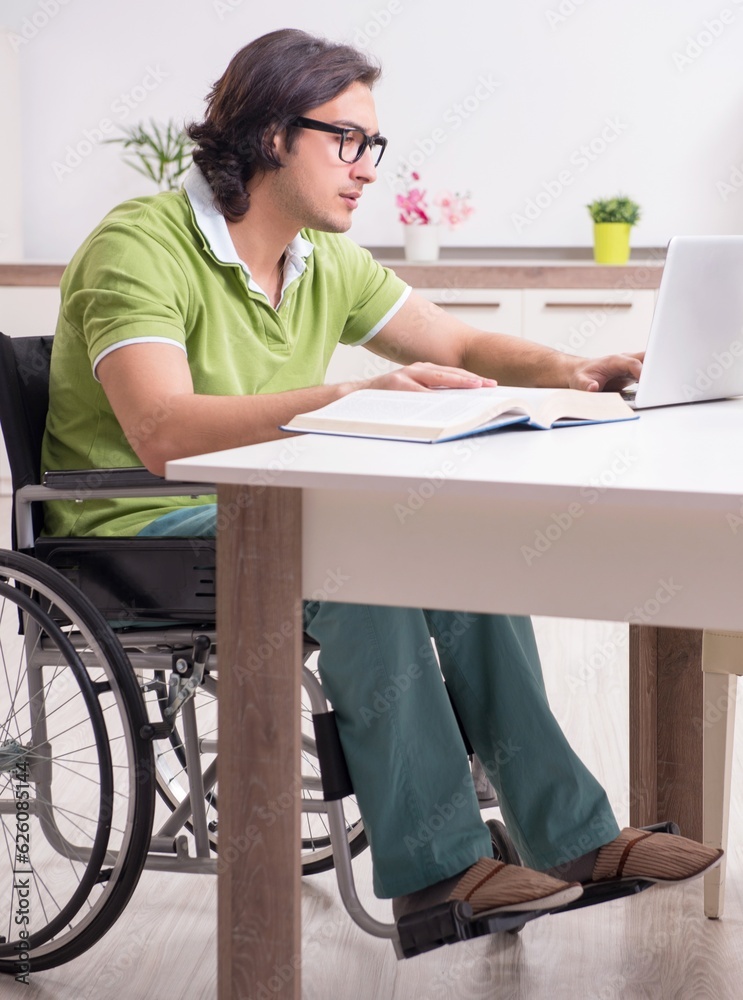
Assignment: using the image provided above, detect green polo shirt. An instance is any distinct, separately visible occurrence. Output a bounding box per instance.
[42,168,409,537]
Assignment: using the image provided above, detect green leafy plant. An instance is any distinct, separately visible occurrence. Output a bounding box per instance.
[586,195,642,226]
[105,119,193,191]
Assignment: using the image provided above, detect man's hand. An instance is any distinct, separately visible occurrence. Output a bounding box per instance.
[362,361,497,392]
[567,352,644,392]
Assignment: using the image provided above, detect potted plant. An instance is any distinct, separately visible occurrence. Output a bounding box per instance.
[105,119,193,191]
[586,195,642,264]
[395,167,474,261]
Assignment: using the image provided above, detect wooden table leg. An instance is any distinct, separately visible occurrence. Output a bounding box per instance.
[629,625,704,841]
[217,485,302,1000]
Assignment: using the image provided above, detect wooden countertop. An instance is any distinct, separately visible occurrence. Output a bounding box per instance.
[0,264,66,286]
[380,259,663,289]
[0,258,663,289]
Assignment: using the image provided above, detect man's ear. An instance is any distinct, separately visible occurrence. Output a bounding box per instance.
[266,124,289,160]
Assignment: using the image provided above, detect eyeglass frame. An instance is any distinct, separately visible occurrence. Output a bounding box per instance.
[289,116,388,167]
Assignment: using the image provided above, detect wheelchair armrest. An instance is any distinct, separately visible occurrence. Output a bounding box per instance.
[42,467,213,493]
[14,470,216,552]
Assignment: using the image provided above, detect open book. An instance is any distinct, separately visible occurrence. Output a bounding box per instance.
[281,386,638,443]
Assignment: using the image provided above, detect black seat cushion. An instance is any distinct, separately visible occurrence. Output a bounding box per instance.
[35,537,216,621]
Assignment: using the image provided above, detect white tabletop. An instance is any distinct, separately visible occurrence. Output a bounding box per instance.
[167,398,743,513]
[167,399,743,629]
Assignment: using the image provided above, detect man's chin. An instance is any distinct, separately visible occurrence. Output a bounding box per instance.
[307,214,353,234]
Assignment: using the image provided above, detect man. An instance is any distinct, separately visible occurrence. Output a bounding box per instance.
[43,28,721,919]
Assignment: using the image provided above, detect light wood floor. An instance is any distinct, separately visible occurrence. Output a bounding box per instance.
[2,496,742,1000]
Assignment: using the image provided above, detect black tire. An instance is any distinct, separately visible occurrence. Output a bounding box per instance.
[485,818,526,934]
[487,818,522,867]
[297,677,368,874]
[0,550,155,975]
[299,827,369,876]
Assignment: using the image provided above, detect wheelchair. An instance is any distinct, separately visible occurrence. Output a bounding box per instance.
[0,332,374,975]
[0,332,678,978]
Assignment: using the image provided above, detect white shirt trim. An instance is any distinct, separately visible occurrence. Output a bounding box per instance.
[183,163,313,307]
[355,285,412,346]
[93,337,187,380]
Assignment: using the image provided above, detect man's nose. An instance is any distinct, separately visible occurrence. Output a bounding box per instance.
[351,148,377,184]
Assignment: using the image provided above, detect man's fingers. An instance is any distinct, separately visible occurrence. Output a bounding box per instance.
[364,363,497,393]
[409,363,497,388]
[573,353,643,391]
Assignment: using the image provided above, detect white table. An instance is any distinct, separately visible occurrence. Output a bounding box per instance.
[168,397,743,1000]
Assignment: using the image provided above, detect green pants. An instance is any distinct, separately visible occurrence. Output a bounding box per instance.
[303,601,619,898]
[140,505,620,898]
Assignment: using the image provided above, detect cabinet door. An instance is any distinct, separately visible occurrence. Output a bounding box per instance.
[417,288,522,338]
[523,289,655,357]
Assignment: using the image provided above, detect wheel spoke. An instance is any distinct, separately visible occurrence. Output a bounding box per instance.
[0,552,154,972]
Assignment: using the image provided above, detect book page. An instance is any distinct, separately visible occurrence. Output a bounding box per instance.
[290,388,526,428]
[284,386,635,439]
[530,388,635,428]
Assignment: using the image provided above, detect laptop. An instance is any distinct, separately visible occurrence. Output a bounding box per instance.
[621,235,743,409]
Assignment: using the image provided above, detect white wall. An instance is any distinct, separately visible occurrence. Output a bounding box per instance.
[7,0,743,259]
[0,27,24,260]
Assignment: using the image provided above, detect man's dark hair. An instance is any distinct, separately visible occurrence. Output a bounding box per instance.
[186,29,381,222]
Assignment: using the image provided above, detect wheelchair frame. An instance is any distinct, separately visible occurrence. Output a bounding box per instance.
[0,537,379,974]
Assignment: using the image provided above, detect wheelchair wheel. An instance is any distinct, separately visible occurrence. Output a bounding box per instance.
[485,819,527,935]
[147,664,219,852]
[0,551,155,975]
[297,697,368,875]
[141,658,368,873]
[487,818,521,867]
[298,660,367,873]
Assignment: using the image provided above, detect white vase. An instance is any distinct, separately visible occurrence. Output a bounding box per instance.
[403,224,439,262]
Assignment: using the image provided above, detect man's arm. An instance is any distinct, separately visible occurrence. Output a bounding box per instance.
[367,291,643,391]
[97,341,495,476]
[98,290,640,477]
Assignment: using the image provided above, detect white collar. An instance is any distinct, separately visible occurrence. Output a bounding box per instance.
[183,163,313,306]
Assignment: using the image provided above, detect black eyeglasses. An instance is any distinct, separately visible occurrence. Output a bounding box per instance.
[290,116,388,167]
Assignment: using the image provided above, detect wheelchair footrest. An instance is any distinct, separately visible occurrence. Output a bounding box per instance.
[395,901,545,959]
[550,874,657,913]
[395,820,683,959]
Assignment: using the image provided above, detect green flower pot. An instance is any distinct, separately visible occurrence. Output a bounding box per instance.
[593,222,632,264]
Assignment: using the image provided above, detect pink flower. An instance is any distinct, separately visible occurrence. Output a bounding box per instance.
[435,190,475,230]
[395,167,473,228]
[396,168,433,225]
